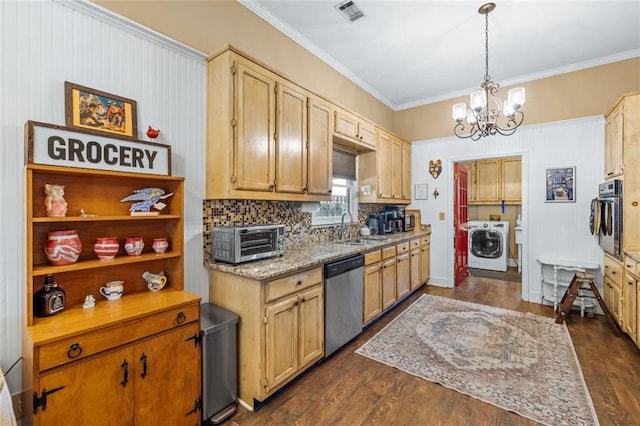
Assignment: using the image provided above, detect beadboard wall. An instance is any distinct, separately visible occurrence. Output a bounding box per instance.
[0,0,207,393]
[410,116,605,303]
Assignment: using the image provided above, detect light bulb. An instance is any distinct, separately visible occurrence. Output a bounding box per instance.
[467,109,477,125]
[452,103,467,121]
[508,87,525,109]
[503,100,515,117]
[470,89,486,112]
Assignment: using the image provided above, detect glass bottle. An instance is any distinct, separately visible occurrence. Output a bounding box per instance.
[34,274,66,317]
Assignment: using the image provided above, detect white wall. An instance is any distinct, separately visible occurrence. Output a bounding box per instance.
[410,116,605,303]
[0,0,207,394]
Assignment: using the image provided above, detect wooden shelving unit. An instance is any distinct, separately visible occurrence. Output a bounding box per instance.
[23,164,202,425]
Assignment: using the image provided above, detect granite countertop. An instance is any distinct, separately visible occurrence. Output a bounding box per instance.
[206,227,431,281]
[623,249,640,263]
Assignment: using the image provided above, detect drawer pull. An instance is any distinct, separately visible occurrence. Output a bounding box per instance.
[121,360,129,387]
[67,343,82,359]
[176,311,186,324]
[140,353,148,379]
[296,280,303,286]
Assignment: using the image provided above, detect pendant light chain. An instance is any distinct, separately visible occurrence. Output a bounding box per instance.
[484,12,490,82]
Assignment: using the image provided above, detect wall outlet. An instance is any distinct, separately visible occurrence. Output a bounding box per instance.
[11,392,22,419]
[439,212,445,220]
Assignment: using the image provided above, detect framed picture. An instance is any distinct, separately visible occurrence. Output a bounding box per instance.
[65,81,138,140]
[415,183,428,200]
[545,167,575,203]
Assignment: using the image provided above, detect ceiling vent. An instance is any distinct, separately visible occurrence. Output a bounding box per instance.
[335,0,366,23]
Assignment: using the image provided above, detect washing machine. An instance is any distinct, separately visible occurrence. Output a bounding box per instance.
[468,221,509,272]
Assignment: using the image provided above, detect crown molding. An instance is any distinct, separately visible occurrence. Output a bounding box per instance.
[239,0,396,109]
[56,0,208,62]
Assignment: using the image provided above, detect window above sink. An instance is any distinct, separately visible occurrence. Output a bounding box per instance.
[312,178,358,227]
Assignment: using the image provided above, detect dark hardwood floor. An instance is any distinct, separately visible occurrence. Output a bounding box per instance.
[224,277,640,426]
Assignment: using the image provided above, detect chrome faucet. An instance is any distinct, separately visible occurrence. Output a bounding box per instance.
[339,211,353,240]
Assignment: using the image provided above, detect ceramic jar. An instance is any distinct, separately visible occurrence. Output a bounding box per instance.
[99,280,124,300]
[44,230,82,266]
[94,237,119,260]
[124,237,144,256]
[152,237,169,254]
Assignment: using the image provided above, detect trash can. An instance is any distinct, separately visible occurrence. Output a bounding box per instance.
[200,303,239,424]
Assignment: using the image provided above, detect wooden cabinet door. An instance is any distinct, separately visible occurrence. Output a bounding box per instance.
[234,60,276,192]
[402,141,412,200]
[605,105,623,179]
[475,160,501,202]
[502,158,522,202]
[623,276,637,341]
[307,97,332,195]
[376,131,392,198]
[334,109,358,139]
[297,286,324,368]
[410,248,421,291]
[381,258,397,310]
[420,244,430,284]
[459,162,477,203]
[604,278,623,325]
[363,263,382,324]
[35,346,135,426]
[358,120,376,148]
[396,252,410,299]
[134,323,201,425]
[390,137,403,199]
[276,82,307,194]
[265,295,298,393]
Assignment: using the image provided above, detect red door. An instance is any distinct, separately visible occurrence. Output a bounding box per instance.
[454,164,469,286]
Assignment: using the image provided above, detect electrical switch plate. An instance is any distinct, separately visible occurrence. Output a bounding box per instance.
[439,212,445,220]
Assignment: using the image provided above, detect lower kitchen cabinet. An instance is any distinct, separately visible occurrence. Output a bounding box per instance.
[604,253,624,326]
[265,285,323,394]
[363,250,383,324]
[409,238,422,291]
[420,235,431,284]
[32,322,201,426]
[624,255,639,345]
[381,246,397,310]
[209,266,324,408]
[396,242,410,300]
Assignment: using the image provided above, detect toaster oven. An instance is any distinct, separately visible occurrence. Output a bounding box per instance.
[212,225,286,264]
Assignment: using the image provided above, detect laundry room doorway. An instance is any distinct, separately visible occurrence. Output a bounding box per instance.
[454,156,523,285]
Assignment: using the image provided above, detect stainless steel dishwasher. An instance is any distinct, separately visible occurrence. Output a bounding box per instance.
[324,254,364,357]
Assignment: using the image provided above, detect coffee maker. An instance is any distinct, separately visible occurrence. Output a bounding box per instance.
[382,206,405,233]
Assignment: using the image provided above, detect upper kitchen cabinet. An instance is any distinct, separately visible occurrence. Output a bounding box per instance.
[465,157,521,205]
[358,129,412,204]
[334,108,376,151]
[206,48,332,201]
[605,93,640,180]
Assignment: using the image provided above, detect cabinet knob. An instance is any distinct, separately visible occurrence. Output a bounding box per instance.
[300,297,306,303]
[296,280,303,286]
[176,311,186,324]
[269,183,275,191]
[67,343,83,359]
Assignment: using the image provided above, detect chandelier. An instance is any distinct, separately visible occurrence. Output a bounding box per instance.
[452,3,525,140]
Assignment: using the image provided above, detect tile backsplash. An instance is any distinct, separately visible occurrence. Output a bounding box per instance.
[203,199,387,257]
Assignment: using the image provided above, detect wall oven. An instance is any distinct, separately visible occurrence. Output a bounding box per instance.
[212,225,286,264]
[597,180,622,260]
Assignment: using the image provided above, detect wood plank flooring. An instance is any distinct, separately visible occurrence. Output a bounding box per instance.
[224,277,640,425]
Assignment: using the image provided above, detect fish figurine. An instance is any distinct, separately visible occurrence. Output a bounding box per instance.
[120,187,174,214]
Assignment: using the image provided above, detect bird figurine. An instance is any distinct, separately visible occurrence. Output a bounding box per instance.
[120,187,174,215]
[146,126,160,139]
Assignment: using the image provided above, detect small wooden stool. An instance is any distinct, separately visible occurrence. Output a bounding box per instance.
[555,272,622,336]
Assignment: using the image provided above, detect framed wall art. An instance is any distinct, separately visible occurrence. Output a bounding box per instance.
[545,166,575,203]
[65,81,138,140]
[414,183,428,200]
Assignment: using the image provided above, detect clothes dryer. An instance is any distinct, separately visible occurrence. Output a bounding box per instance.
[468,221,509,272]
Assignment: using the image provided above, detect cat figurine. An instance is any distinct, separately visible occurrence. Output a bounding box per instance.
[44,184,68,217]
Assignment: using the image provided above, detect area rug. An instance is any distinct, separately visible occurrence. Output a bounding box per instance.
[356,294,599,426]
